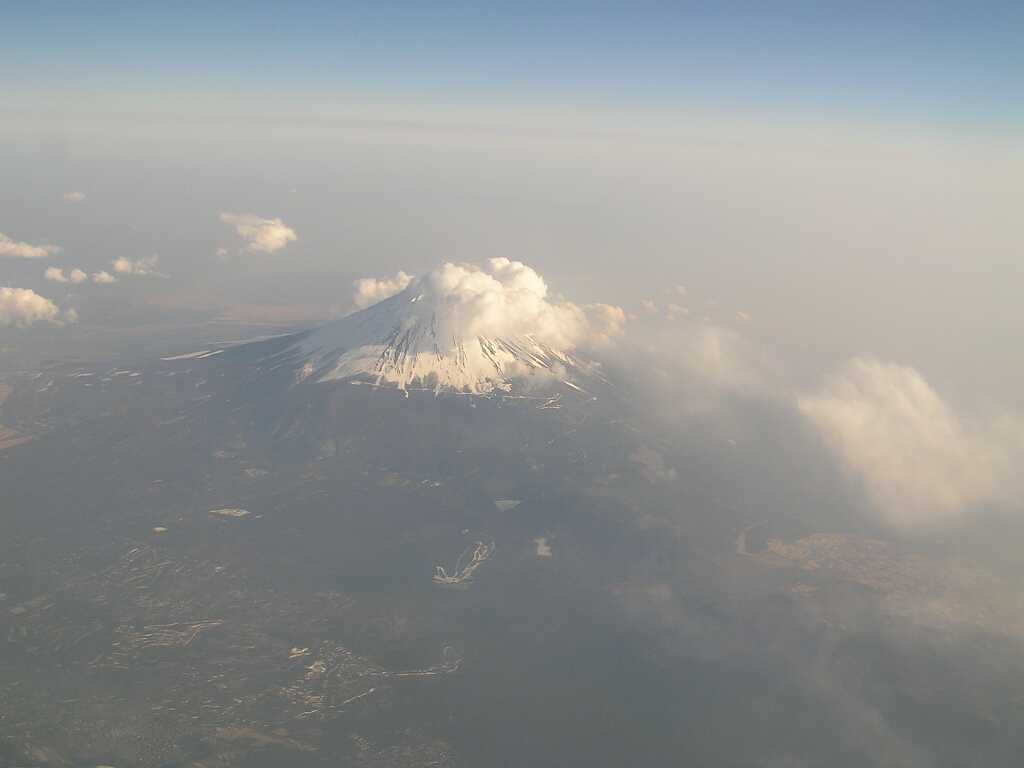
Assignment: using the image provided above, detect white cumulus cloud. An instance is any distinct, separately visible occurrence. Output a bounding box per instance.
[91,270,117,284]
[219,212,297,254]
[427,258,625,350]
[0,287,62,327]
[113,254,165,277]
[0,232,61,259]
[799,357,1023,528]
[69,268,88,284]
[44,266,69,283]
[354,259,627,351]
[352,270,415,310]
[63,191,86,202]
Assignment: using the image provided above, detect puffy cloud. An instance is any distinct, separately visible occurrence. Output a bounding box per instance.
[352,270,414,310]
[428,258,625,349]
[799,358,1022,528]
[63,191,86,202]
[64,307,79,324]
[735,310,752,323]
[640,299,657,314]
[355,259,627,351]
[0,231,61,259]
[215,247,228,258]
[51,261,157,284]
[44,266,69,283]
[0,287,62,327]
[219,212,297,254]
[674,285,688,298]
[113,254,165,277]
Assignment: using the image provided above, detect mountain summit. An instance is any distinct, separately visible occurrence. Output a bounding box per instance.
[274,259,623,395]
[294,278,590,394]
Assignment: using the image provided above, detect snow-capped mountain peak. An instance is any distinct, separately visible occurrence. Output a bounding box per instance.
[164,260,621,396]
[294,283,588,394]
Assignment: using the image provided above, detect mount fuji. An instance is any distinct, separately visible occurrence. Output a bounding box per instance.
[192,262,616,397]
[290,284,599,394]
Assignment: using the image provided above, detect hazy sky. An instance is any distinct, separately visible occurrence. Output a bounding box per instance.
[2,2,1022,525]
[4,1,1022,125]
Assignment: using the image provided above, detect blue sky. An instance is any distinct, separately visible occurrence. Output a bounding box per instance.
[3,0,1022,127]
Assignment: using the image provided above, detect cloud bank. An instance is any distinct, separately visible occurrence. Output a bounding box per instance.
[0,287,62,327]
[0,232,61,259]
[353,259,627,350]
[418,258,626,349]
[799,358,1022,528]
[219,212,297,254]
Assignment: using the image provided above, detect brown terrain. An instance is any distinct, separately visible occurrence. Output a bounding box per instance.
[0,383,33,450]
[0,428,32,451]
[750,532,1024,638]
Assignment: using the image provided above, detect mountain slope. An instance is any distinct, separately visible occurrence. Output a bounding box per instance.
[290,285,597,394]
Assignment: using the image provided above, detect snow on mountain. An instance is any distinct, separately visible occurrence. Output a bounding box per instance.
[295,259,625,394]
[169,260,622,396]
[294,280,591,394]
